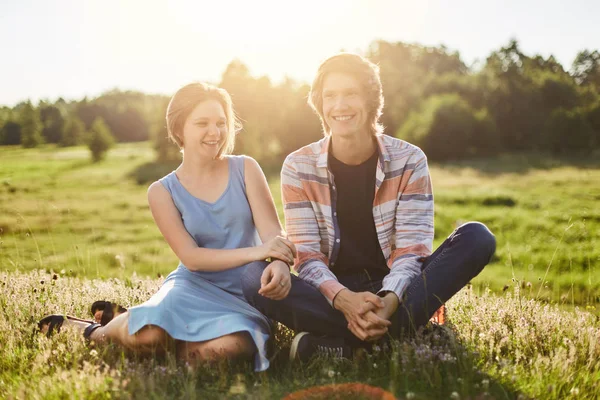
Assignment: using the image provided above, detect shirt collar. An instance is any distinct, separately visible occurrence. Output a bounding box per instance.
[317,134,390,169]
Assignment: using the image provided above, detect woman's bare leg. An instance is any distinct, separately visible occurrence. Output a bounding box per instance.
[40,312,172,356]
[88,312,172,355]
[176,332,255,367]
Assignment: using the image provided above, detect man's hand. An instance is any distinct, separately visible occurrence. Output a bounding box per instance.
[258,260,291,300]
[373,292,400,320]
[347,292,399,342]
[333,289,391,341]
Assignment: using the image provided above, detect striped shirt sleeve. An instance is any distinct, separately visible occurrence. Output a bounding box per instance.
[378,149,434,300]
[281,156,346,306]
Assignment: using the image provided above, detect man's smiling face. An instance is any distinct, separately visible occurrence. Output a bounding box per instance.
[321,72,369,138]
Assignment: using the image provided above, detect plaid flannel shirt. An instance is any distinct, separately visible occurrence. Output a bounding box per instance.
[281,134,434,306]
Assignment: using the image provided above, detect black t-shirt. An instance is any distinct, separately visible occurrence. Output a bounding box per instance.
[328,150,389,278]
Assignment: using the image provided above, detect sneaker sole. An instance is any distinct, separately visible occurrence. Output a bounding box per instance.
[289,332,310,361]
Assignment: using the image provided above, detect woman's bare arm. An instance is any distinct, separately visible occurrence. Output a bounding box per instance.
[148,181,261,271]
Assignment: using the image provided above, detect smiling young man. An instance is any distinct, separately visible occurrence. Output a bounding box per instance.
[242,53,496,361]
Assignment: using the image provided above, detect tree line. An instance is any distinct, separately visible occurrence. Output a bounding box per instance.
[1,39,599,167]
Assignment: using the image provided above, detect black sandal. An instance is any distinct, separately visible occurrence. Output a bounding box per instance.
[83,323,102,340]
[37,315,95,338]
[91,301,127,326]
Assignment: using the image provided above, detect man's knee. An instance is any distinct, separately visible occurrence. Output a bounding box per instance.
[241,261,268,303]
[456,221,496,264]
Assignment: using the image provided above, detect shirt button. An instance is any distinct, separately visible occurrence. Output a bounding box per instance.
[334,212,337,216]
[336,238,340,243]
[332,186,336,191]
[331,262,335,266]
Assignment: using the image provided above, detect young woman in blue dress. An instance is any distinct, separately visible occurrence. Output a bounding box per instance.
[38,82,296,371]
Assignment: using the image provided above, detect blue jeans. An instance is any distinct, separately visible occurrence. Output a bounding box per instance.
[241,222,496,345]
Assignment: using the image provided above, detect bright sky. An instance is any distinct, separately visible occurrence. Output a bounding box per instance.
[1,0,599,106]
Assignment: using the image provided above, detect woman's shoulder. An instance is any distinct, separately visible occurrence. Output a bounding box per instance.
[225,154,259,174]
[225,155,265,190]
[148,171,176,198]
[225,154,251,165]
[148,179,169,199]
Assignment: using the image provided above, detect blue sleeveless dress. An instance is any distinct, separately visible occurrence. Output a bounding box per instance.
[127,155,271,371]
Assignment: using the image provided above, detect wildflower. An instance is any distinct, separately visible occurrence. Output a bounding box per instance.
[327,370,335,378]
[406,392,415,399]
[228,374,247,395]
[89,349,98,357]
[439,353,456,363]
[481,379,489,389]
[450,392,460,399]
[570,387,579,395]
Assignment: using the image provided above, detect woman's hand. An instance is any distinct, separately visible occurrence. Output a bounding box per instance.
[253,235,297,265]
[258,260,292,300]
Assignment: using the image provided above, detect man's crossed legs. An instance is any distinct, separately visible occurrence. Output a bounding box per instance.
[241,222,496,360]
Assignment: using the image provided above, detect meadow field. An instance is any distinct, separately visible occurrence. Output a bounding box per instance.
[0,142,599,399]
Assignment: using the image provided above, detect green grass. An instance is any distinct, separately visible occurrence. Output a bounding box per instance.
[1,143,598,306]
[0,143,599,398]
[1,270,598,399]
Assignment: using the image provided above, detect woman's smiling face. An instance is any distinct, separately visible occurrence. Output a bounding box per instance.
[181,99,228,158]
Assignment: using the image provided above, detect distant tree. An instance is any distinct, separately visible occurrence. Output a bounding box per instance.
[536,72,580,111]
[149,96,182,162]
[86,117,114,162]
[420,73,486,109]
[571,50,600,87]
[546,108,596,153]
[60,116,85,147]
[40,103,66,143]
[367,40,468,136]
[20,101,44,148]
[0,108,9,144]
[526,54,566,75]
[586,100,600,144]
[1,121,21,145]
[276,81,322,162]
[220,60,286,168]
[114,107,149,142]
[77,98,108,130]
[153,124,181,162]
[397,94,498,160]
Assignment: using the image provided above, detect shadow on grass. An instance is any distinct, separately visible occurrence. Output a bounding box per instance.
[93,323,526,399]
[437,150,600,176]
